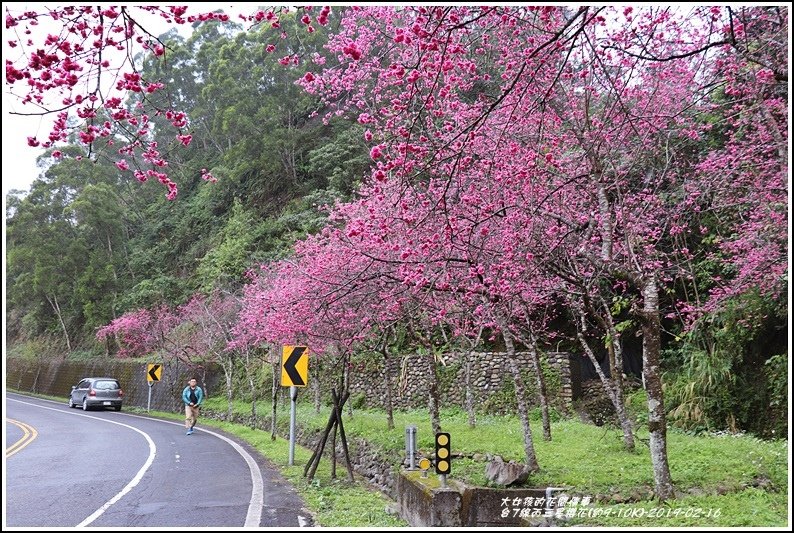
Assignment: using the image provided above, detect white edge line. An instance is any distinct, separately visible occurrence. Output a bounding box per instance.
[7,397,156,527]
[8,394,265,528]
[111,411,265,527]
[193,426,264,526]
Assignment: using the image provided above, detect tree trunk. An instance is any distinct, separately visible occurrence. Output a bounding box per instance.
[428,355,442,436]
[597,181,613,261]
[343,351,354,419]
[598,296,634,452]
[526,338,552,441]
[330,421,338,479]
[271,353,279,441]
[463,327,484,428]
[245,349,257,422]
[200,368,209,398]
[46,294,72,353]
[107,231,121,357]
[612,375,634,452]
[577,330,635,451]
[502,329,540,471]
[224,357,234,419]
[592,161,636,450]
[641,276,675,500]
[331,388,355,482]
[464,350,477,428]
[382,346,395,430]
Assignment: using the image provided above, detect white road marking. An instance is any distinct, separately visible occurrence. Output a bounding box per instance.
[8,394,266,527]
[7,397,157,527]
[115,413,265,526]
[190,426,265,527]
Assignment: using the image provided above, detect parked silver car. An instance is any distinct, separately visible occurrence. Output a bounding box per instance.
[68,377,124,411]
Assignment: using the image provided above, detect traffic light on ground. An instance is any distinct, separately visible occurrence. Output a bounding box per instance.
[435,432,451,475]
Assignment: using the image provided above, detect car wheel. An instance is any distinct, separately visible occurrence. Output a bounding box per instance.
[114,405,121,412]
[68,397,75,408]
[82,398,89,411]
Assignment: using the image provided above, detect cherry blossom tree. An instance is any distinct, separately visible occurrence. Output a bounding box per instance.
[96,307,156,358]
[18,5,788,501]
[694,7,788,312]
[295,5,787,498]
[178,291,241,417]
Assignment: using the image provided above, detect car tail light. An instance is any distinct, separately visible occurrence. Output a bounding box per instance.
[118,389,124,397]
[89,389,96,396]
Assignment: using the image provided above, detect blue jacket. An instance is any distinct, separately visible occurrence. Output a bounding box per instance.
[182,385,204,406]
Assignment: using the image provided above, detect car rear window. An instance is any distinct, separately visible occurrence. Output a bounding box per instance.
[94,380,120,390]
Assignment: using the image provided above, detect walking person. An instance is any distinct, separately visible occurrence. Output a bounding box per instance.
[182,377,204,435]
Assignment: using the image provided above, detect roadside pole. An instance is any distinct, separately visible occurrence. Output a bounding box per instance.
[289,386,297,465]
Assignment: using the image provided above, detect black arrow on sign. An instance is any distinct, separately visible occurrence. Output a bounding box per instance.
[284,347,306,386]
[148,365,161,381]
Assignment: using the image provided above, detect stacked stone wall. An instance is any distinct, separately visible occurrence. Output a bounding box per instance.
[346,351,574,412]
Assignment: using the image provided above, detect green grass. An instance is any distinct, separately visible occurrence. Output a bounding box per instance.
[204,396,787,494]
[565,488,789,527]
[202,395,788,527]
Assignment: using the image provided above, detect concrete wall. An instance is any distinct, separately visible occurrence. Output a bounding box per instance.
[397,471,464,527]
[6,357,224,412]
[396,470,554,527]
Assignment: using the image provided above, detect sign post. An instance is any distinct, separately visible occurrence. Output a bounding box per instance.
[289,386,298,465]
[282,346,309,466]
[146,363,162,413]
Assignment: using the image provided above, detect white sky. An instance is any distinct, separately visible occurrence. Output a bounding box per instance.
[2,96,51,197]
[1,1,59,196]
[1,3,253,198]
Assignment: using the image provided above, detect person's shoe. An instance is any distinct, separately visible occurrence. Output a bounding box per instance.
[186,428,193,435]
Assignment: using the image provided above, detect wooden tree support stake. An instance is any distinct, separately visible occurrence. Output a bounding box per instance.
[305,389,351,483]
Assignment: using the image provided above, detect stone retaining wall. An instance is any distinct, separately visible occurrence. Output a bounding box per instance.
[347,351,574,413]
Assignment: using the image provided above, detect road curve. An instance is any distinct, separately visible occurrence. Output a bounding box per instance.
[6,417,38,458]
[5,392,312,527]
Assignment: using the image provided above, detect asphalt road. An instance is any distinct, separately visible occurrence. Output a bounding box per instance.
[5,392,312,527]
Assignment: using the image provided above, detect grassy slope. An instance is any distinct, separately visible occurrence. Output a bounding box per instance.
[204,395,789,527]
